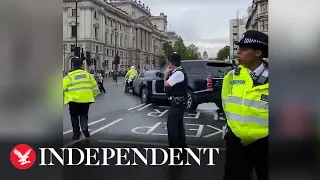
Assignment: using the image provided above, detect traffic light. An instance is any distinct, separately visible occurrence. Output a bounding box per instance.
[85,51,91,66]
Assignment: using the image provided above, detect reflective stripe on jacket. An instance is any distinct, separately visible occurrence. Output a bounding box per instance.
[63,69,99,104]
[221,65,268,145]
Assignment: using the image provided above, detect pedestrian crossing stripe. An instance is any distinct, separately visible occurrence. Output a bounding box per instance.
[243,38,268,45]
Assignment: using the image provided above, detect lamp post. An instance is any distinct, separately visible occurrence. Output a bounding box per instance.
[74,0,79,57]
[153,39,156,69]
[113,28,119,71]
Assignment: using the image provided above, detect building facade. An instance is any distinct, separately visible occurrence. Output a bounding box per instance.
[229,17,248,59]
[166,31,179,45]
[63,0,168,72]
[246,0,268,33]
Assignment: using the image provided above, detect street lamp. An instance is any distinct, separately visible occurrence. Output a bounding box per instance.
[113,28,120,71]
[74,0,79,57]
[153,39,156,69]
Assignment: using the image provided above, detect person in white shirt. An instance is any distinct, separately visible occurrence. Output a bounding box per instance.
[163,53,188,157]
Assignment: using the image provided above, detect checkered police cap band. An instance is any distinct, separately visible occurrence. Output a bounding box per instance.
[243,38,268,45]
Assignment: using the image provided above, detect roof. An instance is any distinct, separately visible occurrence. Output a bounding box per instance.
[181,60,232,64]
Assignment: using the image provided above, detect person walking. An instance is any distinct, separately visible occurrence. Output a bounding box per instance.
[63,57,99,140]
[221,30,269,180]
[94,70,106,93]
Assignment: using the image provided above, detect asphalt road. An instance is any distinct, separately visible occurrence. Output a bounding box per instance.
[63,79,228,179]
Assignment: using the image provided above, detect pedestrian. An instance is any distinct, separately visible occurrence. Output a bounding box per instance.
[163,52,188,151]
[221,30,269,180]
[63,57,99,140]
[94,71,106,93]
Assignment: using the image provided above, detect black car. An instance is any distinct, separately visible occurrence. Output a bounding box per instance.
[132,60,233,111]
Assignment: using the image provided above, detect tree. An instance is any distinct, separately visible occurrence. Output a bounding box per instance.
[216,46,230,60]
[186,44,200,60]
[159,56,167,68]
[162,37,201,61]
[162,41,174,59]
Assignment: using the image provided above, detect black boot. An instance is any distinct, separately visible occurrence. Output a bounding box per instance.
[72,133,81,140]
[83,130,90,138]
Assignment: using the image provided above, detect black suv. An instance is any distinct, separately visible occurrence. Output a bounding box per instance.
[134,60,233,111]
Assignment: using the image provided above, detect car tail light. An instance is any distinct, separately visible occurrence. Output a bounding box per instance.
[207,78,213,88]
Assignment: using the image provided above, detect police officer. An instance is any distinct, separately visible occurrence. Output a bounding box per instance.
[163,53,188,150]
[63,57,99,140]
[222,30,268,180]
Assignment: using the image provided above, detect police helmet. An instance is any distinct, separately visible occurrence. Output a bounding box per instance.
[168,52,181,66]
[131,66,135,69]
[71,56,83,68]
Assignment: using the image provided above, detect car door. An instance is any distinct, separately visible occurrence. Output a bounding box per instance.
[133,72,144,94]
[152,64,169,96]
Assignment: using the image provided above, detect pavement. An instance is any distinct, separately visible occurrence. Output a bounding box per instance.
[63,79,228,179]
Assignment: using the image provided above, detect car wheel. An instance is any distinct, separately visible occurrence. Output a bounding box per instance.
[186,90,198,112]
[141,86,150,103]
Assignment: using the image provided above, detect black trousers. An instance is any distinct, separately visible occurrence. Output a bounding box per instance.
[68,102,90,136]
[167,104,187,148]
[223,129,268,180]
[97,82,106,93]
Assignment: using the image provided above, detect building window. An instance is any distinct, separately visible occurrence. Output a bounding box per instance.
[117,50,119,55]
[105,17,108,25]
[96,45,99,53]
[112,50,114,56]
[94,27,98,39]
[71,9,76,17]
[120,23,122,30]
[261,3,268,13]
[107,49,109,55]
[233,26,237,28]
[94,11,97,19]
[71,25,77,37]
[111,34,113,45]
[120,37,123,47]
[233,33,237,35]
[105,31,108,43]
[71,45,75,51]
[111,19,113,27]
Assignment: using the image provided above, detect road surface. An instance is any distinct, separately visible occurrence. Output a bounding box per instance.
[63,79,228,180]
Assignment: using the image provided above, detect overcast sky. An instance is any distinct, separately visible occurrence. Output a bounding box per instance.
[142,0,252,58]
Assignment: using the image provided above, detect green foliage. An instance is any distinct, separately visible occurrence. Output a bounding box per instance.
[162,37,201,60]
[216,46,230,60]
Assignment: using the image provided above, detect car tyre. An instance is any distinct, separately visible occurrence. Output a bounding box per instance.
[140,86,150,103]
[186,90,198,112]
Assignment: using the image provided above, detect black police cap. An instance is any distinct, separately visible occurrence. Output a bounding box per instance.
[71,56,83,68]
[169,52,181,65]
[235,30,268,58]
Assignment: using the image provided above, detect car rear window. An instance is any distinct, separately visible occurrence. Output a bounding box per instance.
[144,71,156,77]
[206,62,233,77]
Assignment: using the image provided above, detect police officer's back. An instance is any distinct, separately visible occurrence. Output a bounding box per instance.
[163,53,188,149]
[63,57,99,140]
[221,30,269,180]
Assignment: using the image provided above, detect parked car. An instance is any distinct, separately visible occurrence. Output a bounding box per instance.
[132,60,233,111]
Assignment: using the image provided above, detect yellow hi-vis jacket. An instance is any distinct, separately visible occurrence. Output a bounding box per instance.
[221,65,268,145]
[125,69,138,79]
[63,69,99,105]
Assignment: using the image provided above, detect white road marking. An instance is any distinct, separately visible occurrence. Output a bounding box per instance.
[157,106,170,108]
[128,103,146,110]
[137,103,152,111]
[63,118,123,148]
[97,140,226,150]
[63,118,107,135]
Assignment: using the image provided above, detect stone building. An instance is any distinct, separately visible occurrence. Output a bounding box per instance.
[63,0,168,72]
[246,0,268,34]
